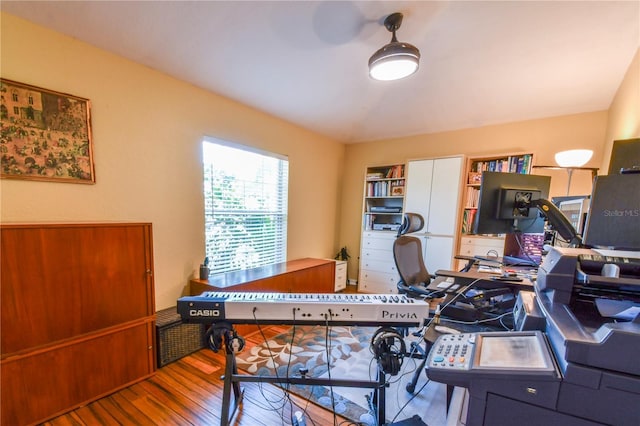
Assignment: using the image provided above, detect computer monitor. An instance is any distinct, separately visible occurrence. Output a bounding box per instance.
[473,172,551,235]
[557,197,590,235]
[608,138,639,175]
[583,174,640,251]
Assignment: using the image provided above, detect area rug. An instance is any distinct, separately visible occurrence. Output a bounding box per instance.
[235,325,447,425]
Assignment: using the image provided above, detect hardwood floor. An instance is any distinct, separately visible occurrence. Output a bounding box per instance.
[41,325,354,426]
[40,286,445,426]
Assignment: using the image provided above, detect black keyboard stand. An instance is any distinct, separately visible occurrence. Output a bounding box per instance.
[214,322,387,426]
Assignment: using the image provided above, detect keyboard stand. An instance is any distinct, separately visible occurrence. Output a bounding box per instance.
[214,322,387,426]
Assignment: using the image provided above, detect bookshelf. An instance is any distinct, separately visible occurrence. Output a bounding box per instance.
[362,164,406,232]
[461,153,533,234]
[359,163,405,293]
[457,153,533,268]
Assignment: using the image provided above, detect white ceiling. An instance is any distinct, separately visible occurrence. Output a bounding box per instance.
[2,1,639,143]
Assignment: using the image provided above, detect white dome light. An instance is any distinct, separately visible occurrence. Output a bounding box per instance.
[554,149,593,167]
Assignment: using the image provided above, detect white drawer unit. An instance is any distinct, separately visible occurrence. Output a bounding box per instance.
[359,231,399,293]
[457,235,505,269]
[459,236,505,257]
[359,270,398,294]
[335,260,347,292]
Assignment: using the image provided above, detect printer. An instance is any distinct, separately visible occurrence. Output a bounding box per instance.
[426,247,640,426]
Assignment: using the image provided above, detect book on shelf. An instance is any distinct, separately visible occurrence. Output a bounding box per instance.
[466,187,480,208]
[385,165,404,179]
[462,208,478,234]
[471,154,533,176]
[367,179,406,197]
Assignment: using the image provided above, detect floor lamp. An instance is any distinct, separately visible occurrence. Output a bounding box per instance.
[533,149,599,195]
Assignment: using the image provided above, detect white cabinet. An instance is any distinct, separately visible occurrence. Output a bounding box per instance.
[456,235,504,269]
[404,156,464,272]
[359,231,398,293]
[335,260,347,292]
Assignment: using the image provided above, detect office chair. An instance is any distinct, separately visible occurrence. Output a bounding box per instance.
[392,213,444,393]
[393,213,443,299]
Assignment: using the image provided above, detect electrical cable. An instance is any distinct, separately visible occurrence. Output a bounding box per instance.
[252,309,291,415]
[324,310,338,426]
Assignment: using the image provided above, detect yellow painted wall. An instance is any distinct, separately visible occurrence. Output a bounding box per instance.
[340,111,609,280]
[0,13,345,309]
[603,48,640,172]
[3,13,638,293]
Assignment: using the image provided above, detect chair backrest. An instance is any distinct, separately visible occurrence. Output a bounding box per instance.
[393,213,431,286]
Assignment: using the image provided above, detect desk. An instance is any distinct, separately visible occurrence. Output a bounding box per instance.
[429,268,533,325]
[433,269,534,292]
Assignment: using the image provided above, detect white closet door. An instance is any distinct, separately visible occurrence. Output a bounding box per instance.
[428,157,463,236]
[424,235,455,272]
[404,159,434,228]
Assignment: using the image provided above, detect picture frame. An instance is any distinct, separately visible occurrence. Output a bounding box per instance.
[391,186,404,196]
[1,79,95,184]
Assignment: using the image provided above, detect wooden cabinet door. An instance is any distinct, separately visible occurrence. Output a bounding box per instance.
[1,223,155,355]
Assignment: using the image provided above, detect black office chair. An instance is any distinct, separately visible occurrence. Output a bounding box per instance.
[393,213,443,299]
[392,213,444,393]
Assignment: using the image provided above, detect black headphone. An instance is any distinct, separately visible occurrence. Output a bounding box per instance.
[206,323,245,353]
[370,327,406,376]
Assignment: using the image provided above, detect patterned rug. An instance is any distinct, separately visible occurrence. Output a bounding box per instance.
[235,325,447,425]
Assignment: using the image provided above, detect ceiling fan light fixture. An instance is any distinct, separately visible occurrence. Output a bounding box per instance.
[369,12,420,81]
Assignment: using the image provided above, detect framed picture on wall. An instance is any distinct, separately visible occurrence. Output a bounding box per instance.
[0,78,95,184]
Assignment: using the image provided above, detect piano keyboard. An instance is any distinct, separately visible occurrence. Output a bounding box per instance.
[177,292,430,327]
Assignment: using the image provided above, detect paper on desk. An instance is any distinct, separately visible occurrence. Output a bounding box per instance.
[477,265,502,274]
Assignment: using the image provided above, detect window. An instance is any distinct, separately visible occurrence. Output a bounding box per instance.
[202,138,289,274]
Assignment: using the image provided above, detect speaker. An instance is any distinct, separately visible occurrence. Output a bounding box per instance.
[156,307,206,368]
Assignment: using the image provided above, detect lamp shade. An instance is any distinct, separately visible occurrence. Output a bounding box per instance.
[554,149,593,167]
[369,42,420,81]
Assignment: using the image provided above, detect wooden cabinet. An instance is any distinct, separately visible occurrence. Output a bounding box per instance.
[1,223,156,426]
[404,156,464,273]
[189,258,334,335]
[189,258,334,295]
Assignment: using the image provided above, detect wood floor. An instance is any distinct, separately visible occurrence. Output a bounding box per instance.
[41,325,359,426]
[41,286,446,426]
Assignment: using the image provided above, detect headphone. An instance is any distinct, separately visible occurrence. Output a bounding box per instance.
[205,322,245,353]
[370,327,406,376]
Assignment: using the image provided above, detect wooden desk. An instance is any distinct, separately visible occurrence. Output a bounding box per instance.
[190,258,335,294]
[189,258,335,335]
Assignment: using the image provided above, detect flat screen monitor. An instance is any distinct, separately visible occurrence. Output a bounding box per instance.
[608,138,640,175]
[473,172,551,235]
[583,174,640,250]
[558,197,590,235]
